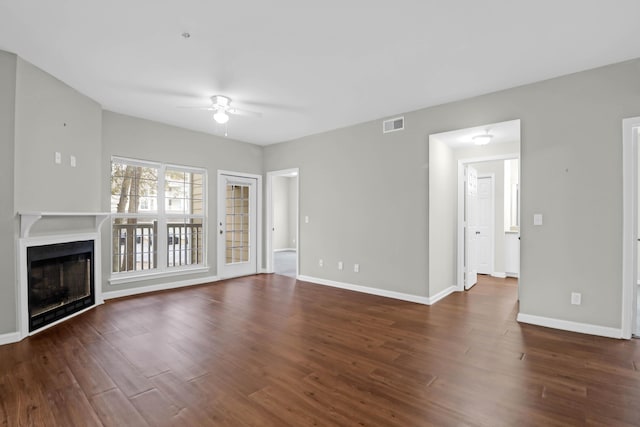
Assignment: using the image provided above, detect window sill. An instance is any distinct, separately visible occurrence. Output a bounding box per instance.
[109,266,210,286]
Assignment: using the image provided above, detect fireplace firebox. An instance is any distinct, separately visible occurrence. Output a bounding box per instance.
[27,240,95,332]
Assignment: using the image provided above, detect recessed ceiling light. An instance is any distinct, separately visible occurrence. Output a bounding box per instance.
[181,32,191,39]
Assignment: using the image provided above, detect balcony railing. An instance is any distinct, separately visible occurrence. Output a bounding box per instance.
[112,221,203,273]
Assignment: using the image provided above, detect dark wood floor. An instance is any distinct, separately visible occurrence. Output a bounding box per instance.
[2,275,640,426]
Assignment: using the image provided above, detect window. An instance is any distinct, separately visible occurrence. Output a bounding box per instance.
[225,184,250,264]
[110,157,206,276]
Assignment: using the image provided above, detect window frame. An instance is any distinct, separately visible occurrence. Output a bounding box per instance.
[109,156,208,283]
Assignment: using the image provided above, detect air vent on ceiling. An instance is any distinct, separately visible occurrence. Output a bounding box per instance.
[383,116,404,133]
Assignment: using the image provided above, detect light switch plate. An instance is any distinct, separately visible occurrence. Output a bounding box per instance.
[55,152,61,164]
[70,155,76,167]
[534,214,543,226]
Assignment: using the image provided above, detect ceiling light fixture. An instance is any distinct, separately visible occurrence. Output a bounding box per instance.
[213,110,229,124]
[473,132,493,146]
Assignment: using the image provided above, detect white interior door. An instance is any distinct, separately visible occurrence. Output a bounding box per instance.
[476,176,494,275]
[465,165,479,289]
[636,129,640,336]
[218,174,257,278]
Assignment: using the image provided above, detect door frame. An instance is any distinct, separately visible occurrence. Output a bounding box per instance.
[266,168,299,276]
[621,116,640,338]
[457,153,519,291]
[476,173,496,276]
[217,170,263,278]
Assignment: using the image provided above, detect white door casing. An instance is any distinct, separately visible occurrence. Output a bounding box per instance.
[217,172,259,278]
[622,117,640,338]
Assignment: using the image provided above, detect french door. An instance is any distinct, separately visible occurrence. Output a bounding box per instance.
[217,173,258,278]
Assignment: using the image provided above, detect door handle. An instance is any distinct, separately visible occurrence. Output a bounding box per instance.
[475,231,480,235]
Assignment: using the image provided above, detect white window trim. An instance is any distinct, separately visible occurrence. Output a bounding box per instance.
[110,157,208,282]
[108,266,210,285]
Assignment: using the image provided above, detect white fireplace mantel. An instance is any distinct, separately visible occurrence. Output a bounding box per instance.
[15,211,110,341]
[19,211,110,238]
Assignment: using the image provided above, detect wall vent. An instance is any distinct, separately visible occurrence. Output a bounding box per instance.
[383,116,404,133]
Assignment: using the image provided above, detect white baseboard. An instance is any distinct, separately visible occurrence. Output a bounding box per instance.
[429,286,458,304]
[103,275,219,300]
[507,272,519,278]
[0,332,21,346]
[491,272,507,278]
[297,275,456,305]
[274,248,296,253]
[517,313,623,339]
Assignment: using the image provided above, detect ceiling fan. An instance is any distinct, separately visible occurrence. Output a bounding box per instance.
[181,95,262,124]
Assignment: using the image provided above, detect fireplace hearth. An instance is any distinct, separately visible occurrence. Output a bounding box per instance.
[27,240,95,332]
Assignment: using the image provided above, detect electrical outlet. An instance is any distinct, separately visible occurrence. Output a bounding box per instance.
[338,261,343,271]
[319,259,323,267]
[354,264,359,273]
[571,292,581,305]
[54,152,61,165]
[70,155,76,167]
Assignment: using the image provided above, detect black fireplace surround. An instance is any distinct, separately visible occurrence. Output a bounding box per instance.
[27,240,95,332]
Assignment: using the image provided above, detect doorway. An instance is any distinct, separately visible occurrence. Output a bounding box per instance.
[461,158,518,290]
[427,118,521,297]
[217,171,262,278]
[266,168,299,277]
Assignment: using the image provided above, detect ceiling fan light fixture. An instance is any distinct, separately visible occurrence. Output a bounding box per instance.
[211,95,230,107]
[473,133,493,145]
[213,110,229,124]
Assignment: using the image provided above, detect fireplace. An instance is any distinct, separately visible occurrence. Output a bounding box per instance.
[27,240,95,332]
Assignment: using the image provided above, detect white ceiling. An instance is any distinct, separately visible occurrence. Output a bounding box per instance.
[431,119,520,149]
[1,1,639,146]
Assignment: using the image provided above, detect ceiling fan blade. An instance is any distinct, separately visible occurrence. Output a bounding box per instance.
[228,107,262,118]
[177,106,215,110]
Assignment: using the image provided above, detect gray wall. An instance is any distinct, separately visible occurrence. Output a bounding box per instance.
[265,58,640,330]
[0,51,17,334]
[273,176,297,250]
[428,138,456,296]
[101,111,263,292]
[264,118,429,295]
[14,58,102,212]
[2,56,103,336]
